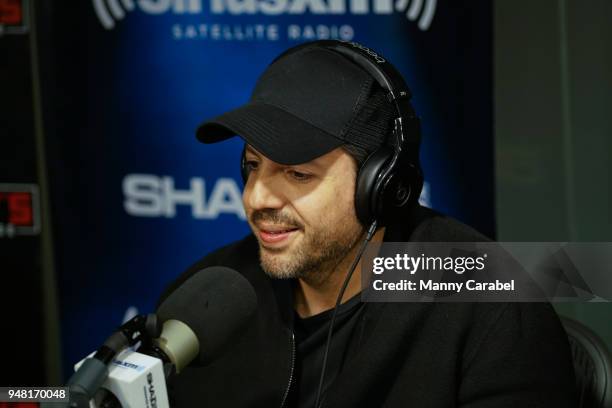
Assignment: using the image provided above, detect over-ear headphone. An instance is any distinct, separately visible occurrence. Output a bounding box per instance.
[241,40,424,227]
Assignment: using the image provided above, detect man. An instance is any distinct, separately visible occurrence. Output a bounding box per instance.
[160,41,576,407]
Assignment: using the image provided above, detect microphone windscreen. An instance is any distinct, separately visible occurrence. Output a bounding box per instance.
[156,266,257,365]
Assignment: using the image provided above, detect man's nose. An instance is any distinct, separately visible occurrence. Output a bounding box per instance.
[245,172,285,211]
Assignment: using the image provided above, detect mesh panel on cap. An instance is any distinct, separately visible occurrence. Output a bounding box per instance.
[342,79,396,154]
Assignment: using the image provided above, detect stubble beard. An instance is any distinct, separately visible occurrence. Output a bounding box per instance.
[258,218,365,286]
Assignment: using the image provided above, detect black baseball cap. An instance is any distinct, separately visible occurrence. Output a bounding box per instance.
[196,43,395,165]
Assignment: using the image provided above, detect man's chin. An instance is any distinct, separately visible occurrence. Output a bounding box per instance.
[259,254,299,279]
[257,240,304,279]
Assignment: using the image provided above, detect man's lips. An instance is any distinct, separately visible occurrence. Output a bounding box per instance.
[257,225,300,244]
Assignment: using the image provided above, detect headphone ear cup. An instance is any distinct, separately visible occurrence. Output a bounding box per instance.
[379,160,424,221]
[378,173,411,222]
[355,147,393,225]
[385,174,410,206]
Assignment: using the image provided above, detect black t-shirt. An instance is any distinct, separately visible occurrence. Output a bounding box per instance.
[289,293,364,408]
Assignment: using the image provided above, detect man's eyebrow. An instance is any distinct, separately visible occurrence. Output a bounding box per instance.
[245,144,323,171]
[302,159,325,171]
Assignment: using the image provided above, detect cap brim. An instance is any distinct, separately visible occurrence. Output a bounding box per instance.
[196,102,343,165]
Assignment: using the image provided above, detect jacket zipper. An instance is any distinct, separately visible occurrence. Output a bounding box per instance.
[280,331,296,408]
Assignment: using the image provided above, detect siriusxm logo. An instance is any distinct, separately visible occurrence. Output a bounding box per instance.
[123,174,246,220]
[92,0,436,30]
[112,359,146,372]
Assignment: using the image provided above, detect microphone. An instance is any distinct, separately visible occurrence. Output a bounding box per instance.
[155,265,258,369]
[67,266,257,408]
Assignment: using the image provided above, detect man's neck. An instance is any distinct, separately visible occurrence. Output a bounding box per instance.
[294,227,386,318]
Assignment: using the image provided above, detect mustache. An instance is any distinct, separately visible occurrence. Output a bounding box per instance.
[250,209,303,229]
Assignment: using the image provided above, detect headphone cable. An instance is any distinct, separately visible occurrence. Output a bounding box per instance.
[314,219,378,408]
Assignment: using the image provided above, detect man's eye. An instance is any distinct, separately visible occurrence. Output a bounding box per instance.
[245,160,259,171]
[288,170,312,182]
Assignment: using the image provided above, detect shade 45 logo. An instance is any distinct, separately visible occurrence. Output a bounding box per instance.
[92,0,436,30]
[122,174,246,220]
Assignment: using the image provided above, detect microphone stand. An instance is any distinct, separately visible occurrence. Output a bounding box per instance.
[65,314,165,408]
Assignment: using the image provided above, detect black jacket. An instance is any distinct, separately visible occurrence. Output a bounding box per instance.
[159,206,577,407]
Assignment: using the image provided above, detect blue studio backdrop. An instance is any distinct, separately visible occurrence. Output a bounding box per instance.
[41,0,493,377]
